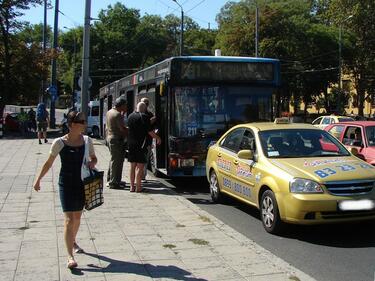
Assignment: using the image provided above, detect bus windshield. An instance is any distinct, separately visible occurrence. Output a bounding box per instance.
[172,86,273,138]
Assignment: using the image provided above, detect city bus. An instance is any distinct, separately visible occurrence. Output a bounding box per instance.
[99,56,280,177]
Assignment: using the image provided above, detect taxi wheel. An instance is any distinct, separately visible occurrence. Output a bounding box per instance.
[209,170,222,203]
[260,190,283,234]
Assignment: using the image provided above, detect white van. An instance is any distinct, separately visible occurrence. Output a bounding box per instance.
[62,101,100,137]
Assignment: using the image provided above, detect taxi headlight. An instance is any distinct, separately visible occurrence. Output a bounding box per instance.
[290,178,323,193]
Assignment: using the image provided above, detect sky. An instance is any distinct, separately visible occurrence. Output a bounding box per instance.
[21,0,235,30]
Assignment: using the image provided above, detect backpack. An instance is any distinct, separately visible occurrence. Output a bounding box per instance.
[36,103,47,122]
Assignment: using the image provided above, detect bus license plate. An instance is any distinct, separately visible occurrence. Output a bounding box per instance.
[338,199,375,211]
[180,159,194,167]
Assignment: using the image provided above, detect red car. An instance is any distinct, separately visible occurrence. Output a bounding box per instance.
[3,112,20,132]
[325,121,375,164]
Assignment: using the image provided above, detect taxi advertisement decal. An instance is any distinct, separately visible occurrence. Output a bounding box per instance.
[217,158,231,172]
[303,158,355,167]
[314,162,374,178]
[236,164,253,178]
[223,177,251,197]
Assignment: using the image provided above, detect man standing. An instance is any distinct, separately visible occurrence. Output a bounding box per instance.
[106,97,128,189]
[140,97,156,181]
[127,102,161,192]
[36,103,49,144]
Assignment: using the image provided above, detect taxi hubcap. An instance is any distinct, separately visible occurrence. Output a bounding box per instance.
[210,173,218,195]
[262,196,274,227]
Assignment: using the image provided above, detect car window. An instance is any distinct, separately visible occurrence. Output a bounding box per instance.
[220,128,245,152]
[338,117,354,122]
[328,125,344,139]
[365,126,375,146]
[330,118,335,124]
[342,126,362,146]
[91,106,99,117]
[239,129,256,151]
[312,117,322,125]
[322,117,331,125]
[259,129,350,158]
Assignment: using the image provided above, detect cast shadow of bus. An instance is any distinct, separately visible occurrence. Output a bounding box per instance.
[71,252,207,281]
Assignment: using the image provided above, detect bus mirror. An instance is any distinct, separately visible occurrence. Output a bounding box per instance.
[237,150,254,160]
[159,82,165,97]
[159,81,165,96]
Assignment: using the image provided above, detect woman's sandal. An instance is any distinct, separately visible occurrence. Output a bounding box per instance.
[73,242,84,254]
[67,256,78,269]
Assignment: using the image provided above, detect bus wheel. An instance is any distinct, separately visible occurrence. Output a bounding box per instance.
[92,126,99,138]
[209,170,223,203]
[260,190,284,234]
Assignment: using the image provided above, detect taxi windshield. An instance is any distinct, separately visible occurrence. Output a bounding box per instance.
[259,129,350,158]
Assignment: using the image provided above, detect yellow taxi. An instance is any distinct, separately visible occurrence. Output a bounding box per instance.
[312,115,354,129]
[206,118,375,234]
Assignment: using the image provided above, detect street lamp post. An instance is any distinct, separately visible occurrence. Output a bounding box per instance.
[338,15,353,112]
[50,0,59,129]
[81,0,91,118]
[172,0,184,56]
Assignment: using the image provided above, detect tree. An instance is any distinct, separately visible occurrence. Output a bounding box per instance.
[0,0,44,108]
[215,0,344,116]
[325,0,375,116]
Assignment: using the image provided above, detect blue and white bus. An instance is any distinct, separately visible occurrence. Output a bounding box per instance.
[99,56,280,177]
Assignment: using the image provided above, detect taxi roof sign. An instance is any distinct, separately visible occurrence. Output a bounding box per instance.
[274,117,290,124]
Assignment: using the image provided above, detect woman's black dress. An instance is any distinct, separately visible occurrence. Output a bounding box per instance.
[58,141,85,212]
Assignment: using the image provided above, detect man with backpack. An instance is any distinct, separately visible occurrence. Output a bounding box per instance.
[36,103,49,144]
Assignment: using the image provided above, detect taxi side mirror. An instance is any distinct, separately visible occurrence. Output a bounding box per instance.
[237,149,254,160]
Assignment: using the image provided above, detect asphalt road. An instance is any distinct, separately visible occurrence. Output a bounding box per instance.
[167,178,375,281]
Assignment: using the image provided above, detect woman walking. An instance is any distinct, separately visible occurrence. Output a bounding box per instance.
[33,111,97,269]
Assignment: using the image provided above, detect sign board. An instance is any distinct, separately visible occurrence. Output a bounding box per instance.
[78,76,92,89]
[48,85,58,101]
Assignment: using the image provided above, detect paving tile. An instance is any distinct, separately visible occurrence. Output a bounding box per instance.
[190,265,243,280]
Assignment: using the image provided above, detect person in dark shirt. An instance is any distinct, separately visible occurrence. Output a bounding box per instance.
[127,102,161,192]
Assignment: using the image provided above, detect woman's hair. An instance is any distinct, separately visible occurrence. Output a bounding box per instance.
[67,111,85,126]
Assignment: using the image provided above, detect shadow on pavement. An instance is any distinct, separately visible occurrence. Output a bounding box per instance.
[74,252,208,281]
[174,179,375,249]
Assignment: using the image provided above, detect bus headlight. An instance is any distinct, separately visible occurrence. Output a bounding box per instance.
[290,178,323,193]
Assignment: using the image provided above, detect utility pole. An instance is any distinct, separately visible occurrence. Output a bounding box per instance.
[172,0,184,56]
[81,0,91,118]
[50,0,59,129]
[41,0,47,103]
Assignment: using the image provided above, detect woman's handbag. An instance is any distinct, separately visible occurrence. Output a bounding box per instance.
[83,169,104,210]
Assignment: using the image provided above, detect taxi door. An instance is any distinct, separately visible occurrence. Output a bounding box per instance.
[231,129,256,203]
[216,128,245,194]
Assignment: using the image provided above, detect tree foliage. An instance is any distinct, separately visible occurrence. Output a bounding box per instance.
[0,0,45,108]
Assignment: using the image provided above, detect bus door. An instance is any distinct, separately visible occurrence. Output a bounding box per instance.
[126,90,134,116]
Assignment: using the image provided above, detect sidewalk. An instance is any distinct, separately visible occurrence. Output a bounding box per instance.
[0,138,316,281]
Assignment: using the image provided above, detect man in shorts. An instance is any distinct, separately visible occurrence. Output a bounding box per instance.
[36,103,49,144]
